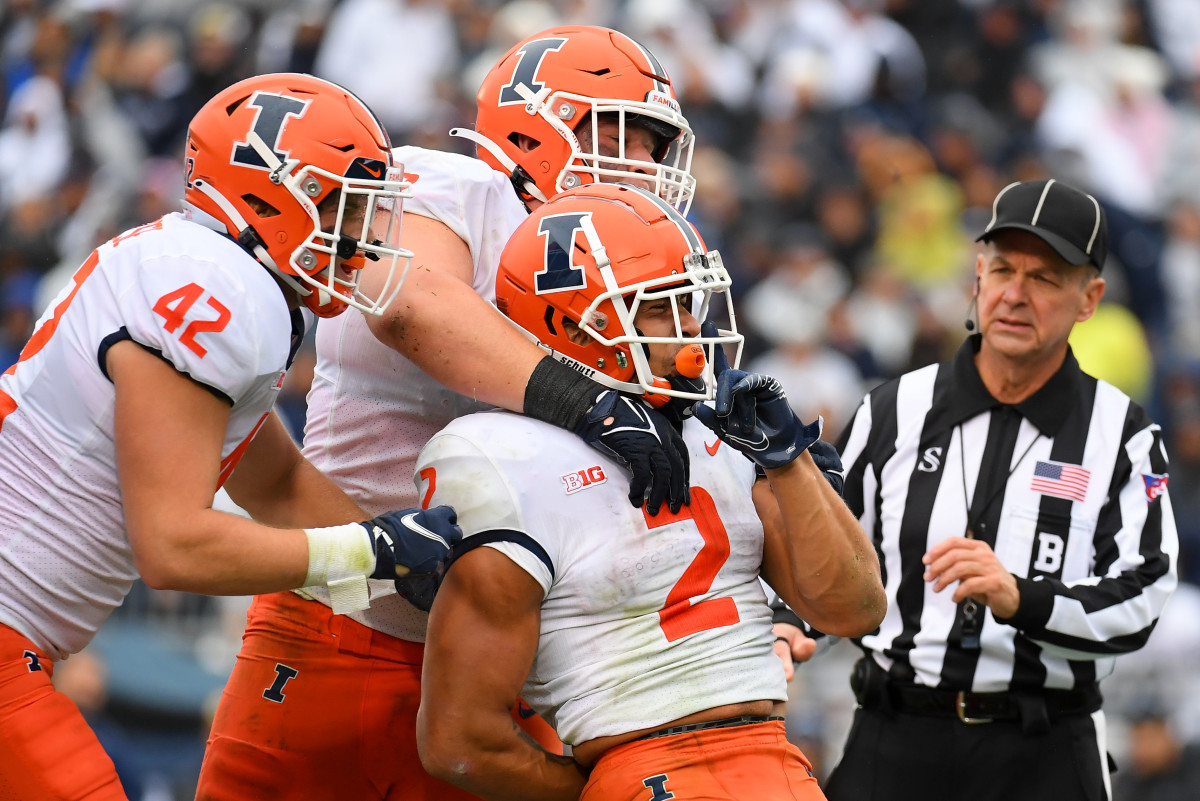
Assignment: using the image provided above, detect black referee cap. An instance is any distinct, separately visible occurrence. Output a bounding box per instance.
[976,179,1108,271]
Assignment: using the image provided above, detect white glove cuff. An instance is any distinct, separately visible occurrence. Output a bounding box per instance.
[303,523,376,614]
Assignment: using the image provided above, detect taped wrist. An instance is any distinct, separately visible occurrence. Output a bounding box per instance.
[523,355,601,432]
[303,523,376,614]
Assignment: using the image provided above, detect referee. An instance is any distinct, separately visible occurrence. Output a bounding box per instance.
[823,179,1178,801]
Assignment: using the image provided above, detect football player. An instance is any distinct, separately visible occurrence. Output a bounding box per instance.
[0,73,463,798]
[415,183,886,801]
[196,26,702,800]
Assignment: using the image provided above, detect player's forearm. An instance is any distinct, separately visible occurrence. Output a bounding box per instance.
[420,713,587,801]
[228,454,365,529]
[763,454,885,636]
[130,510,312,594]
[223,412,366,528]
[368,266,543,412]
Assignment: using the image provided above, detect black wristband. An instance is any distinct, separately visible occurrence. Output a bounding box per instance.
[523,356,600,432]
[771,605,806,630]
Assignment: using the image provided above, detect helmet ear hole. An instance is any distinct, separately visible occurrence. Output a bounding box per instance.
[509,132,541,152]
[562,317,590,346]
[242,195,281,218]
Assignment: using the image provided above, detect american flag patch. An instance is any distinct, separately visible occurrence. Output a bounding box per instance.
[1031,460,1090,502]
[1143,473,1169,502]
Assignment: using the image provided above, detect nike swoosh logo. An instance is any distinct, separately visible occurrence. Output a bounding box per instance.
[705,439,721,456]
[724,429,770,451]
[401,513,450,548]
[602,398,661,442]
[362,162,382,178]
[516,702,537,719]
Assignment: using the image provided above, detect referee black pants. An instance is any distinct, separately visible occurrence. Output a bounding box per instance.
[824,705,1112,801]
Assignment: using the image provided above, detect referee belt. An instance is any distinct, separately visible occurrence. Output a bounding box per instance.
[885,683,1102,725]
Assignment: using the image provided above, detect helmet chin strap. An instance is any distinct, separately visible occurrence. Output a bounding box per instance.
[455,83,556,206]
[191,177,313,301]
[451,127,549,206]
[245,129,298,187]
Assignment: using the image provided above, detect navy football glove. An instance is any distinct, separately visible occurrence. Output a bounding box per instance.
[364,505,463,611]
[575,389,690,516]
[524,356,690,516]
[692,322,820,471]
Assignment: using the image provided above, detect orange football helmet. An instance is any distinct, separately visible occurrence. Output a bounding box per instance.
[456,25,696,214]
[183,73,414,317]
[496,183,741,403]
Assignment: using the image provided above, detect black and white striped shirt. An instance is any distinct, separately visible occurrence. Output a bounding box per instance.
[836,335,1178,693]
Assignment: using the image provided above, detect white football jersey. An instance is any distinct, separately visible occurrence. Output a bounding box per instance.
[0,213,302,659]
[416,413,788,745]
[301,146,529,640]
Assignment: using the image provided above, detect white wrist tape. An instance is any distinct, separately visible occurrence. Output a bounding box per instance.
[304,523,376,614]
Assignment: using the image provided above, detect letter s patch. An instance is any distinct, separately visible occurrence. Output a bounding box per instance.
[917,447,942,473]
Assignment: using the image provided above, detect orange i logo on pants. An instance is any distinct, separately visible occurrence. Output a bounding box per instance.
[582,720,823,801]
[196,590,561,800]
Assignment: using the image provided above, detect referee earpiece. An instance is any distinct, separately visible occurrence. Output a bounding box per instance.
[964,280,980,332]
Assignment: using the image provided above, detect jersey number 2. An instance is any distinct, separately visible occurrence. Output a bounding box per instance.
[643,487,740,642]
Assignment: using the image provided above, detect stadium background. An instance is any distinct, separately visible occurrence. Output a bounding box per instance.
[2,0,1198,796]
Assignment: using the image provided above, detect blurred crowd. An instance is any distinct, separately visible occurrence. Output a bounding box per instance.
[3,0,1200,798]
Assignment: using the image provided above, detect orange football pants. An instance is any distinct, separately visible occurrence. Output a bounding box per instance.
[0,624,126,801]
[196,591,560,801]
[583,720,823,801]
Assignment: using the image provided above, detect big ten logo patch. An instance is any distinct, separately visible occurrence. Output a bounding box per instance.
[562,465,607,495]
[642,774,674,801]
